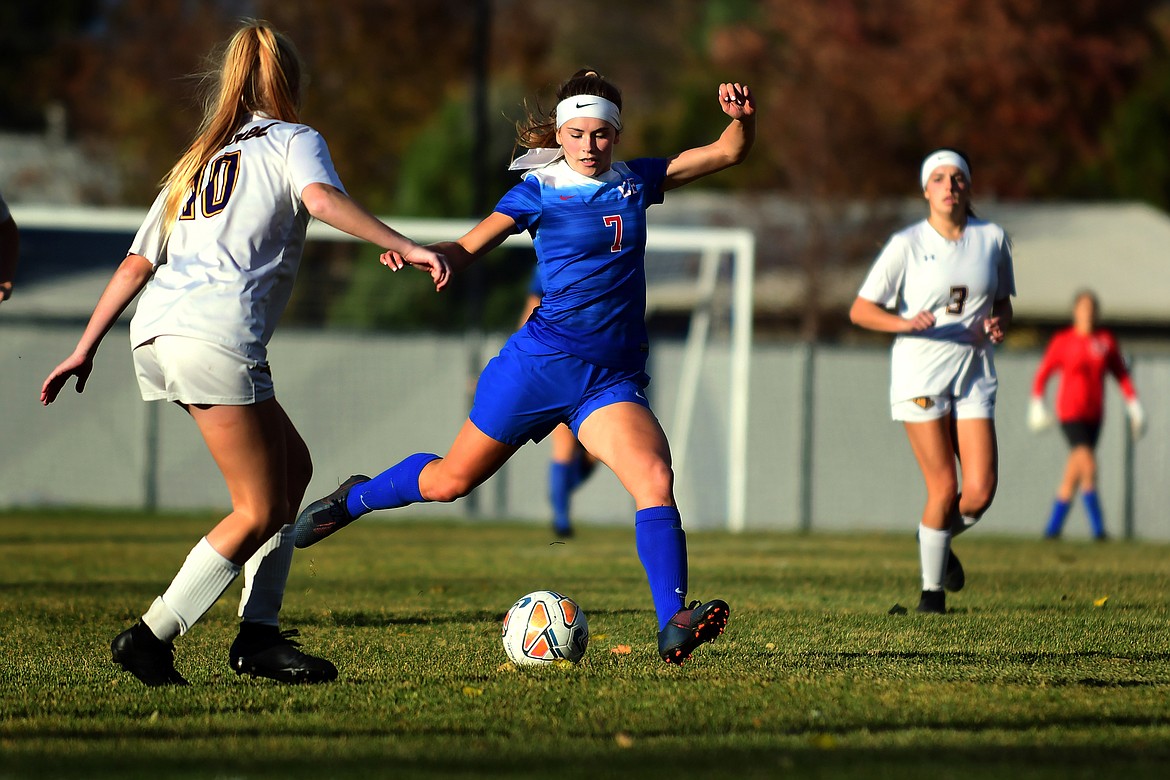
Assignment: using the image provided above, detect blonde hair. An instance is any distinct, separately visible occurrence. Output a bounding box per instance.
[515,68,622,152]
[159,22,303,238]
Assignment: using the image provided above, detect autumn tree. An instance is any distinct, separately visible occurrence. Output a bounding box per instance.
[712,0,1163,199]
[705,0,1164,337]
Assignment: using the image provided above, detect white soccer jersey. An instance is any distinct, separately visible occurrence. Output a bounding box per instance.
[129,115,344,361]
[0,189,10,222]
[858,218,1015,404]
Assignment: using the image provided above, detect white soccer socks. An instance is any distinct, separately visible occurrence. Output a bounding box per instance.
[918,524,951,592]
[142,537,241,642]
[238,523,295,627]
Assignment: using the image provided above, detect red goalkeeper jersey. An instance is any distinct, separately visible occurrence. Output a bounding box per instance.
[1032,327,1136,423]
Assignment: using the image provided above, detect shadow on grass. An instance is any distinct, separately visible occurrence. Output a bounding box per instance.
[299,606,647,628]
[4,741,1170,780]
[793,650,1170,663]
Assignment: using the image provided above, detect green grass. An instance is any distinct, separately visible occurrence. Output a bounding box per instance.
[2,511,1169,779]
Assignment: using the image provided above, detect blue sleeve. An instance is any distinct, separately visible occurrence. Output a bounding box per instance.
[628,158,670,206]
[493,177,542,233]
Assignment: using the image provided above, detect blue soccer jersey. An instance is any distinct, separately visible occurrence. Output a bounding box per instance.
[494,158,669,370]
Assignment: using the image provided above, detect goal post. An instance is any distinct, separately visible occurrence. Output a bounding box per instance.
[642,226,756,533]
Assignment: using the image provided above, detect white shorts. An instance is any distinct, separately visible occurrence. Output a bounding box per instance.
[133,335,274,405]
[891,353,997,423]
[892,392,995,422]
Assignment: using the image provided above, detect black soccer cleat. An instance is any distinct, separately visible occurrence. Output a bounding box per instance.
[229,622,338,684]
[916,589,947,614]
[293,474,370,548]
[944,549,965,592]
[658,599,730,665]
[111,622,189,687]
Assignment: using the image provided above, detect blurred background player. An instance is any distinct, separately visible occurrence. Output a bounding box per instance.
[1028,290,1145,540]
[518,268,597,538]
[40,22,447,686]
[295,69,755,665]
[0,187,19,303]
[850,149,1015,615]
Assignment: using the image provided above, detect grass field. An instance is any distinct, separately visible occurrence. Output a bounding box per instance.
[2,510,1169,779]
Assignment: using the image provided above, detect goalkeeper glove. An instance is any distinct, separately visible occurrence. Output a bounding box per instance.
[1028,397,1054,432]
[1126,398,1146,440]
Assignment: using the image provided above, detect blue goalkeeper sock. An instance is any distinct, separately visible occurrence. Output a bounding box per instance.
[635,506,688,631]
[346,453,440,518]
[549,461,573,533]
[1044,498,1071,538]
[1082,490,1106,539]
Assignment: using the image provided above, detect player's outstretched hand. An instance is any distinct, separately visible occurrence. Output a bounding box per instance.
[718,83,755,121]
[380,246,450,291]
[41,351,94,406]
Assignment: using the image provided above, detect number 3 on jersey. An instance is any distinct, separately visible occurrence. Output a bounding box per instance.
[603,215,623,252]
[947,285,969,315]
[180,151,242,220]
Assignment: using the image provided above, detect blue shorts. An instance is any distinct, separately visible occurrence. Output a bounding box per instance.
[470,332,651,446]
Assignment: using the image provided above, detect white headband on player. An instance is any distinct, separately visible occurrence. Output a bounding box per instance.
[920,150,971,190]
[555,95,622,132]
[508,95,624,171]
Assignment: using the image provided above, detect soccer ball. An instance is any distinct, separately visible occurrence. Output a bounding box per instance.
[501,590,589,665]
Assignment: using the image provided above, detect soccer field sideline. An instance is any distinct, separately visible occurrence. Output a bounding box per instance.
[2,511,1169,779]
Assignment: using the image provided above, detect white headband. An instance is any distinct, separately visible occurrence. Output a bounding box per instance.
[508,95,624,171]
[556,95,622,132]
[920,150,971,190]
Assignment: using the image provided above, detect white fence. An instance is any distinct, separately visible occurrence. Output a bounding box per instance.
[3,322,1167,541]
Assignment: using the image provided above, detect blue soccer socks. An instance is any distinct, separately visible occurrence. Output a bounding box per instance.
[1044,498,1071,539]
[1045,494,1106,539]
[635,506,688,631]
[346,453,440,518]
[549,461,574,535]
[1082,490,1106,539]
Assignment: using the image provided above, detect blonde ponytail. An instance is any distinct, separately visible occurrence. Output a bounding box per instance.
[158,22,303,240]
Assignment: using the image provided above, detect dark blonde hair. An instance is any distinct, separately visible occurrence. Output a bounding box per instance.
[515,68,623,151]
[159,22,303,238]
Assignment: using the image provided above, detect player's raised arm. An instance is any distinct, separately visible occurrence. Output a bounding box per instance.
[662,82,756,191]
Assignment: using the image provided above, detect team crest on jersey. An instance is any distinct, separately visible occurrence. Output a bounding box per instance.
[618,177,639,198]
